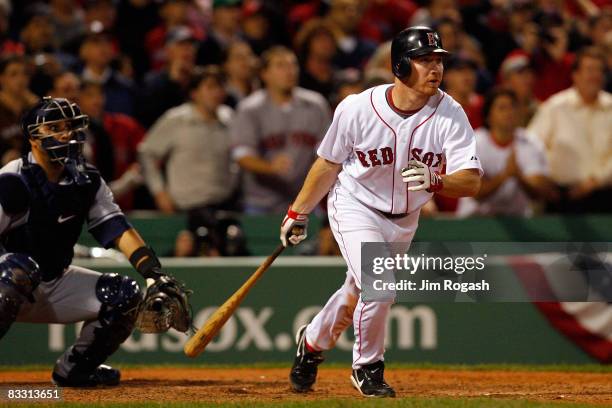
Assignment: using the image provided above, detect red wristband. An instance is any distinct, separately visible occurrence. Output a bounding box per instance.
[287,207,308,221]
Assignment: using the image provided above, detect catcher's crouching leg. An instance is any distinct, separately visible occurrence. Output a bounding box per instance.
[52,273,142,387]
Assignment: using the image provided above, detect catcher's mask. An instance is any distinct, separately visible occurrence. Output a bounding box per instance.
[22,96,91,185]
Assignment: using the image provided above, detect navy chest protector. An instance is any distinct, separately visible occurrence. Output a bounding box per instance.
[3,159,100,281]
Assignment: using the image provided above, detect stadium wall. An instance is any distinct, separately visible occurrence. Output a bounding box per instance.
[0,257,599,365]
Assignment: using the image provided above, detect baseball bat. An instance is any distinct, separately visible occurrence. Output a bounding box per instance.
[184,243,286,358]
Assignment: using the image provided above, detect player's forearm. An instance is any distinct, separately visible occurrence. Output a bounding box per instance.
[440,169,481,198]
[237,156,278,175]
[291,157,342,214]
[116,228,163,283]
[115,228,147,259]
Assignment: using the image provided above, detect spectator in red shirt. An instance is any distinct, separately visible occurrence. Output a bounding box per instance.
[78,80,145,210]
[529,13,574,101]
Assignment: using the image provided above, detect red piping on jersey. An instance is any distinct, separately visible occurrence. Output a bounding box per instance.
[356,301,367,363]
[370,88,397,213]
[405,93,446,213]
[330,185,356,278]
[385,86,422,117]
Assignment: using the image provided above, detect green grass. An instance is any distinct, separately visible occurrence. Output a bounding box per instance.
[1,362,610,373]
[4,399,605,408]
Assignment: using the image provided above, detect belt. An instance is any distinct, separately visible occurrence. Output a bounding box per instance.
[376,209,410,219]
[350,192,411,219]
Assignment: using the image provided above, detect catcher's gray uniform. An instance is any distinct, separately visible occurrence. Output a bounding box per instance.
[16,265,105,324]
[0,154,140,380]
[0,96,191,388]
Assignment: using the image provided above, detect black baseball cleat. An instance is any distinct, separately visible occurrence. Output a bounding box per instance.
[52,364,121,387]
[350,360,396,398]
[289,325,324,393]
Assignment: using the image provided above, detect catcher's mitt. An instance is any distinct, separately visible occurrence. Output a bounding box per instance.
[136,275,193,333]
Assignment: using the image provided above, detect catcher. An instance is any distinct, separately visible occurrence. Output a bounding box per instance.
[0,97,192,387]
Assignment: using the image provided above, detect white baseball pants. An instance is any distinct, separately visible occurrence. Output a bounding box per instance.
[305,182,419,368]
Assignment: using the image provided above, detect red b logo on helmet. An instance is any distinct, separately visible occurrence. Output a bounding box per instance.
[427,33,436,46]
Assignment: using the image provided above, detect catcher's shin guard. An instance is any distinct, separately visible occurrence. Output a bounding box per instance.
[0,253,41,340]
[0,288,21,339]
[53,273,142,383]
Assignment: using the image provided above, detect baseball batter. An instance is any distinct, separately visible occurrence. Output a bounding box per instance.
[0,97,192,387]
[281,27,483,397]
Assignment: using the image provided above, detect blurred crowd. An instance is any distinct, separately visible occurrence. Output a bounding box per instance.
[0,0,610,256]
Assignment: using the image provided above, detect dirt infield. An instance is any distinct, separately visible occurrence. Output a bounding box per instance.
[1,367,610,405]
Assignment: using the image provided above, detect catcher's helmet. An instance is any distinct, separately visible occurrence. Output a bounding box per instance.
[21,96,89,163]
[391,26,449,79]
[21,97,91,185]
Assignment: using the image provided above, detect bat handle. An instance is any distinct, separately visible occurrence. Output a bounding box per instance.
[270,244,285,261]
[290,225,305,237]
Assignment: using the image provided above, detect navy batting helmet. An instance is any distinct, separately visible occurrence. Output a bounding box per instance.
[391,26,449,79]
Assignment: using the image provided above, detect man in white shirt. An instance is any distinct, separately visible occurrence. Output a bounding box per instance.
[458,89,558,216]
[528,46,612,213]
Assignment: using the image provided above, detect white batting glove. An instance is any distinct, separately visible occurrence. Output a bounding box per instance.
[280,208,308,247]
[401,160,443,193]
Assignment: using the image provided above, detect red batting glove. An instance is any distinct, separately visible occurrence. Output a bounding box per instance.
[280,207,308,247]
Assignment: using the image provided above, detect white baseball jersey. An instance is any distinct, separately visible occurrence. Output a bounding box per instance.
[304,84,483,369]
[457,127,548,216]
[317,84,482,214]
